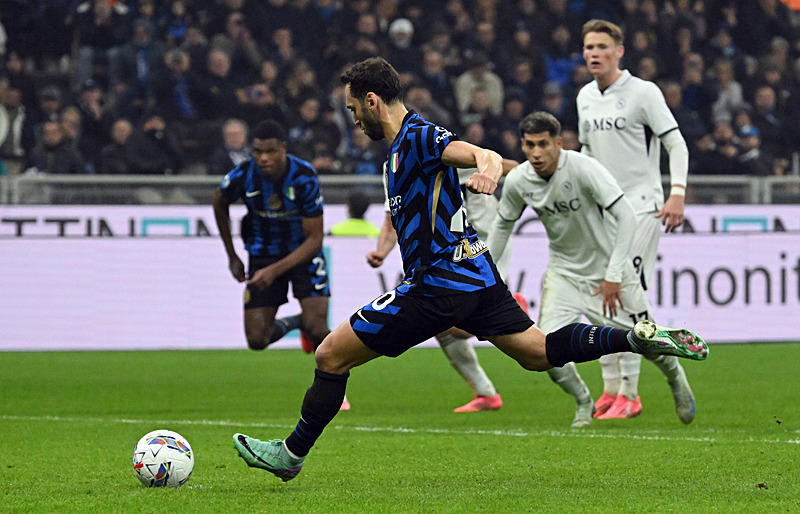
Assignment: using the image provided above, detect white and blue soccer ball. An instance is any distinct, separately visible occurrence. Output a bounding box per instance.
[132,429,194,487]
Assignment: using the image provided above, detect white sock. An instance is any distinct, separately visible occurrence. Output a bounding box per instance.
[599,353,621,396]
[618,352,641,400]
[648,354,681,383]
[438,334,497,397]
[282,441,303,462]
[547,362,591,404]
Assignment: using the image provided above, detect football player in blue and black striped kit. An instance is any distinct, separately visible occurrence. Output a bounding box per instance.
[233,58,709,482]
[212,120,330,356]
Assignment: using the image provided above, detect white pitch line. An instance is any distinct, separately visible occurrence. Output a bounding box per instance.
[2,414,798,445]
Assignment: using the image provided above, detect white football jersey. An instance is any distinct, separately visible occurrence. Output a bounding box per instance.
[577,70,678,213]
[497,150,628,280]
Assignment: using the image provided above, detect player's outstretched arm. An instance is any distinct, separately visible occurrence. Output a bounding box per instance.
[442,140,503,195]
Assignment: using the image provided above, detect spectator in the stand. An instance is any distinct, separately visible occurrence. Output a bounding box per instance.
[538,81,577,130]
[234,78,288,130]
[269,27,299,78]
[151,48,202,127]
[695,120,739,175]
[59,106,82,154]
[736,124,775,177]
[565,63,593,101]
[180,24,209,68]
[710,57,746,124]
[661,80,707,170]
[507,58,544,104]
[420,21,462,74]
[663,23,699,81]
[784,58,800,152]
[0,84,27,175]
[623,30,657,75]
[282,59,323,112]
[544,24,583,87]
[197,49,240,123]
[702,26,749,86]
[23,120,86,174]
[732,108,754,137]
[636,57,658,83]
[755,57,792,113]
[508,22,545,71]
[210,11,263,85]
[459,87,503,149]
[732,0,797,58]
[21,86,64,155]
[542,0,583,48]
[463,21,512,80]
[405,85,452,128]
[204,0,268,43]
[73,0,132,85]
[454,51,504,116]
[440,0,473,44]
[514,0,549,47]
[114,18,165,120]
[3,52,37,110]
[159,0,192,48]
[97,118,136,174]
[560,126,580,151]
[750,84,788,159]
[286,96,340,164]
[680,52,716,128]
[498,90,528,135]
[208,118,251,175]
[128,113,183,174]
[74,79,115,173]
[386,18,421,82]
[418,49,457,116]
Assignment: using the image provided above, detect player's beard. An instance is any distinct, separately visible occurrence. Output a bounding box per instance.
[360,109,384,141]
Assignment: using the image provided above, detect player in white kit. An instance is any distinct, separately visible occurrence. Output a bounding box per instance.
[576,19,693,420]
[488,112,695,427]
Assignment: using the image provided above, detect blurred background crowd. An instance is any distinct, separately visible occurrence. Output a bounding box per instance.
[1,0,799,181]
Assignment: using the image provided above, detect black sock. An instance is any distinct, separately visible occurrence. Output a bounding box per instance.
[285,369,349,457]
[545,323,632,367]
[269,314,303,343]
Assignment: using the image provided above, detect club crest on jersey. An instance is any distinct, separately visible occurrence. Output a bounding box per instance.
[390,153,399,173]
[616,99,626,109]
[268,193,282,209]
[452,238,488,262]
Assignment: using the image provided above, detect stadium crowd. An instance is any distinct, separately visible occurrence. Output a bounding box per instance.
[0,0,798,179]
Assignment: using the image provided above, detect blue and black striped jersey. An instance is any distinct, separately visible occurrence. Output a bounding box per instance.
[386,112,500,296]
[219,154,323,258]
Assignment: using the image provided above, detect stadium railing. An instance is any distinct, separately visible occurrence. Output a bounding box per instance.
[0,173,798,205]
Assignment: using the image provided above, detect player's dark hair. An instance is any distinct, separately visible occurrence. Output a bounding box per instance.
[252,120,286,141]
[519,111,561,138]
[582,19,624,45]
[340,57,403,104]
[347,189,371,219]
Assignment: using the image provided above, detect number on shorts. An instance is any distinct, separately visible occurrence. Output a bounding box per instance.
[628,310,650,324]
[312,256,328,280]
[371,290,396,310]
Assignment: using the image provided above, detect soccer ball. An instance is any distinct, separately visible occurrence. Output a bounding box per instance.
[132,429,194,487]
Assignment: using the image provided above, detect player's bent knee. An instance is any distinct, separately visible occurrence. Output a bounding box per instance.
[246,338,269,351]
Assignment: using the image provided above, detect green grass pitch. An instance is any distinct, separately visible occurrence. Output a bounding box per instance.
[1,343,799,513]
